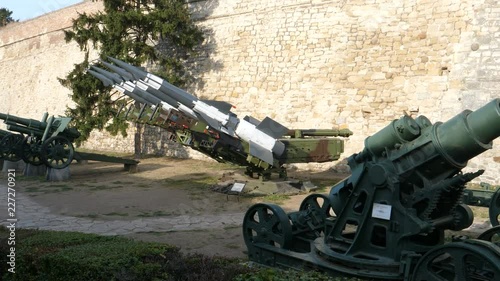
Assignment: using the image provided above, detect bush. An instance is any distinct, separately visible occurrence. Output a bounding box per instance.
[0,226,251,281]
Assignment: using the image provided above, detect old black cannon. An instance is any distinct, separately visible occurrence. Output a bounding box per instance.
[243,98,500,280]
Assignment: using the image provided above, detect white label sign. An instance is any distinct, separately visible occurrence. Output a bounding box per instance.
[372,203,392,220]
[230,182,246,193]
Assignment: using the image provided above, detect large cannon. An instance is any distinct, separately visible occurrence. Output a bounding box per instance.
[88,58,352,179]
[0,113,80,169]
[243,98,500,280]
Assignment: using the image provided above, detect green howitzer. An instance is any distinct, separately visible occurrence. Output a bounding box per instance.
[0,113,81,169]
[243,98,500,280]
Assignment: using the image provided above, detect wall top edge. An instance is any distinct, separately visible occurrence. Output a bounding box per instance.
[0,1,104,47]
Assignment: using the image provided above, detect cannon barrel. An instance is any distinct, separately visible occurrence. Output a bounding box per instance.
[355,99,500,167]
[286,129,353,138]
[435,98,500,166]
[6,124,45,136]
[0,113,46,130]
[6,121,80,140]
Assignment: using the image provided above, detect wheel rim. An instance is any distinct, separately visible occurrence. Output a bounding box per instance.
[477,225,500,246]
[0,134,23,162]
[21,137,44,166]
[299,194,335,228]
[489,189,500,227]
[243,203,293,249]
[412,240,500,281]
[40,136,74,169]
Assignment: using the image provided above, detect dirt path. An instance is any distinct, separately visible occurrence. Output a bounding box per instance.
[0,158,337,258]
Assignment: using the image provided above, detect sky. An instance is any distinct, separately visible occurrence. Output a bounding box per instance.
[1,0,83,22]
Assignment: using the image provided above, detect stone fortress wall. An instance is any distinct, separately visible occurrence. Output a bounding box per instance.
[0,0,499,183]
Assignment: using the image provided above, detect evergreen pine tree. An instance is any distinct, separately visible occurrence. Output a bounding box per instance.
[59,0,204,157]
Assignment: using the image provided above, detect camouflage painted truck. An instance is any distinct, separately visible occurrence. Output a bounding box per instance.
[242,98,500,280]
[88,57,352,179]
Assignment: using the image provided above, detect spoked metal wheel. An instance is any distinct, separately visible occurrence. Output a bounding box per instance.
[21,137,44,166]
[40,136,74,169]
[299,194,335,228]
[243,203,293,249]
[489,189,500,226]
[0,134,24,162]
[477,225,500,246]
[411,240,500,281]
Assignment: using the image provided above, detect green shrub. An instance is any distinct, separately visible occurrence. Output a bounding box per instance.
[0,227,251,281]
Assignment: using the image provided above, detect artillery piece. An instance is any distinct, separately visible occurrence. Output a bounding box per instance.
[88,58,352,179]
[0,113,80,169]
[243,98,500,280]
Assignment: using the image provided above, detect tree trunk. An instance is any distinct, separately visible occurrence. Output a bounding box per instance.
[134,101,143,160]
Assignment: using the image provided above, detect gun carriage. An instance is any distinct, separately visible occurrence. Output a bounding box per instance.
[242,98,500,280]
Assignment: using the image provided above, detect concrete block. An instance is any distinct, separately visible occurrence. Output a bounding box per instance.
[24,164,47,177]
[46,167,71,181]
[2,160,26,173]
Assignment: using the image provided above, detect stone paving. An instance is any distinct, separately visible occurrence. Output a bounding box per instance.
[0,182,492,238]
[0,183,245,236]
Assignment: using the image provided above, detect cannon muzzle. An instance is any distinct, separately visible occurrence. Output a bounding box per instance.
[435,98,500,166]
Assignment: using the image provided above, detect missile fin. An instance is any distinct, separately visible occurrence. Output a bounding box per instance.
[200,100,233,114]
[243,115,261,126]
[249,141,274,165]
[197,111,222,131]
[256,117,289,139]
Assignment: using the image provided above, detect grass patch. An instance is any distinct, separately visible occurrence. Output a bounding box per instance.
[225,243,240,249]
[310,178,344,189]
[59,186,74,192]
[223,225,240,230]
[25,187,41,193]
[102,212,129,217]
[0,227,249,281]
[24,185,73,194]
[137,211,172,217]
[89,185,124,191]
[164,175,219,190]
[75,213,100,219]
[111,180,134,185]
[263,194,291,204]
[136,183,151,188]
